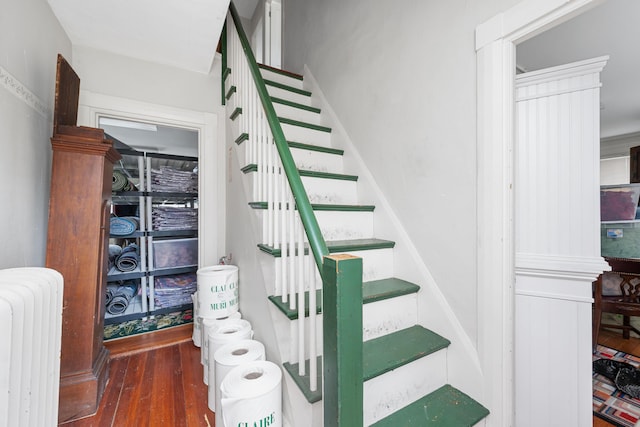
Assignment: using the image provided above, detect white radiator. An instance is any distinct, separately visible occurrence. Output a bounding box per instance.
[0,267,64,427]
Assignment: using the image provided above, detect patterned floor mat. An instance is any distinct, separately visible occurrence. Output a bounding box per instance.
[594,345,640,427]
[104,309,193,341]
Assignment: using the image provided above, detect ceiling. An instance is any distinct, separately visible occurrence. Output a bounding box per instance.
[517,0,640,140]
[46,0,259,74]
[47,0,636,140]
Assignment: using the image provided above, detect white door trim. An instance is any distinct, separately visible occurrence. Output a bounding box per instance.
[77,90,224,268]
[475,1,604,426]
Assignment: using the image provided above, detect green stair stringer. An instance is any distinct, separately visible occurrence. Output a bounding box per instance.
[371,384,490,427]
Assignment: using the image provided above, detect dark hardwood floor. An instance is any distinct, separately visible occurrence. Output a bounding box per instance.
[56,324,639,427]
[59,324,215,427]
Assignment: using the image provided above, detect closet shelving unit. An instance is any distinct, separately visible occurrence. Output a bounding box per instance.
[106,141,198,326]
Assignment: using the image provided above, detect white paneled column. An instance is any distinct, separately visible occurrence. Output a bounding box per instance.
[514,57,610,427]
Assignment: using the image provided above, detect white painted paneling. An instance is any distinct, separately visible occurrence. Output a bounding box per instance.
[514,57,609,427]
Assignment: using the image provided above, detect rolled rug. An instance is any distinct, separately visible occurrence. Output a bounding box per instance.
[108,244,122,270]
[106,283,119,305]
[115,244,139,272]
[112,170,134,192]
[107,280,139,315]
[110,216,139,236]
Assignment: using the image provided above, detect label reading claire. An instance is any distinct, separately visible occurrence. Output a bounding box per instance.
[237,412,277,427]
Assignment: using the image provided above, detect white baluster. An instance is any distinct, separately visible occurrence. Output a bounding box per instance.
[297,213,306,374]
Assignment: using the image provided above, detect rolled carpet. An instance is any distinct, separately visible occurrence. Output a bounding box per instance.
[110,216,139,236]
[115,244,139,272]
[107,280,139,315]
[112,170,135,192]
[106,283,119,305]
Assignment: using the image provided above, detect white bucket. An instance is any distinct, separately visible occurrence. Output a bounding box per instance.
[197,265,239,319]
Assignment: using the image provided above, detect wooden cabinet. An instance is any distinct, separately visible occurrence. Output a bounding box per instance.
[45,54,119,423]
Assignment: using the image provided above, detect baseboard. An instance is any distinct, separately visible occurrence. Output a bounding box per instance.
[105,323,194,359]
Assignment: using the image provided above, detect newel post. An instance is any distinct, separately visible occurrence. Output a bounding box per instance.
[323,254,363,427]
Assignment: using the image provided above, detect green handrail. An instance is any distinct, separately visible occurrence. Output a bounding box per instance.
[227,2,329,273]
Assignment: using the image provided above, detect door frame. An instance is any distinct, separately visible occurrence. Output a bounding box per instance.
[77,90,224,268]
[475,0,605,425]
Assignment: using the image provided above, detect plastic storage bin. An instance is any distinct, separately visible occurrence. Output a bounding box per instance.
[601,221,640,259]
[601,184,640,221]
[153,238,198,269]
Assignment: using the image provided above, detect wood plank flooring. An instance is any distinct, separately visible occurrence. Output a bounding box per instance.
[57,324,640,426]
[59,324,214,427]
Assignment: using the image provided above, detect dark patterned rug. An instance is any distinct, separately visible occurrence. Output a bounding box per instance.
[104,309,193,341]
[594,344,640,426]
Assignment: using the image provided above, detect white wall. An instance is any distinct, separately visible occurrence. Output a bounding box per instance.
[0,0,72,268]
[282,0,521,342]
[72,45,221,114]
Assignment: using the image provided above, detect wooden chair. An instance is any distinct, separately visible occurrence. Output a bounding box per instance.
[593,267,640,351]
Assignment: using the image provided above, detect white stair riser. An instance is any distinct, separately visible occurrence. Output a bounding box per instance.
[316,210,374,240]
[260,69,305,90]
[291,147,344,174]
[282,374,324,427]
[266,86,314,107]
[254,209,374,241]
[282,124,331,147]
[274,103,323,126]
[272,293,419,357]
[363,294,418,341]
[302,176,358,205]
[261,248,394,296]
[364,350,448,426]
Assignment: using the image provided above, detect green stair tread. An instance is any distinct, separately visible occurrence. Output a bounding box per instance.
[279,117,332,133]
[258,63,304,80]
[283,357,322,403]
[298,169,357,181]
[363,325,450,381]
[371,384,490,427]
[264,79,312,97]
[269,277,419,320]
[288,141,344,155]
[271,97,321,114]
[249,201,375,212]
[241,164,357,181]
[258,238,395,257]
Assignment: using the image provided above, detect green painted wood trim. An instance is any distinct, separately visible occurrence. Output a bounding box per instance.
[288,141,344,155]
[323,255,363,427]
[371,385,490,427]
[279,117,332,133]
[271,97,321,114]
[299,169,358,181]
[264,79,312,97]
[235,132,249,144]
[258,63,304,80]
[221,22,227,106]
[249,201,374,212]
[283,357,322,403]
[225,85,237,100]
[229,107,242,120]
[268,277,418,320]
[228,3,329,272]
[363,325,450,381]
[258,238,395,257]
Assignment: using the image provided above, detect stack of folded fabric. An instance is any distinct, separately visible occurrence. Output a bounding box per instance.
[152,206,198,231]
[106,280,139,315]
[151,165,198,193]
[154,273,197,309]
